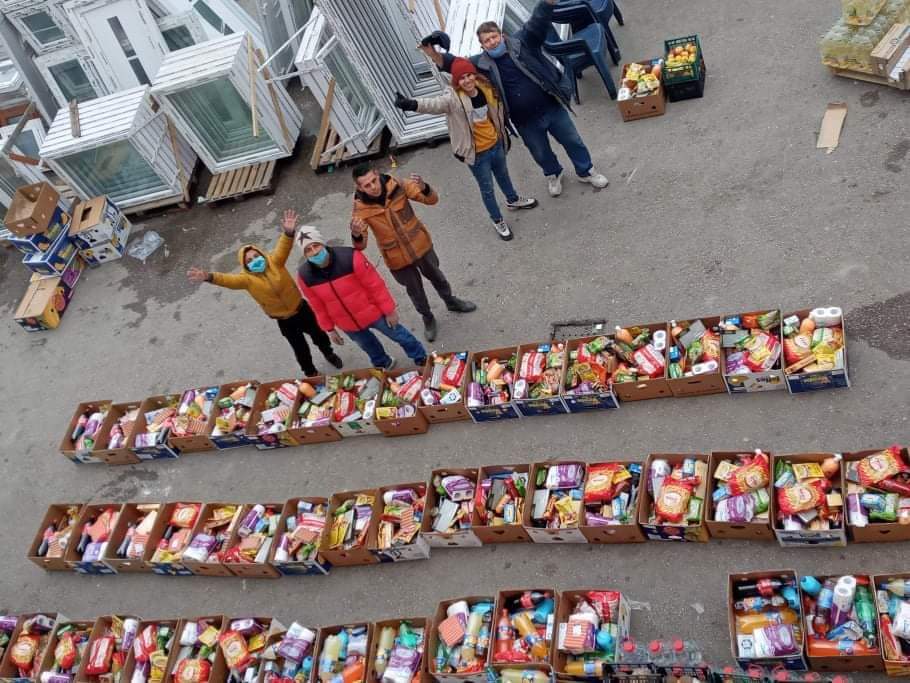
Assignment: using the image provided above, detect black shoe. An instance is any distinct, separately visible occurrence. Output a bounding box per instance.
[446,298,476,313]
[302,367,318,377]
[423,315,438,342]
[325,352,343,369]
[415,357,428,367]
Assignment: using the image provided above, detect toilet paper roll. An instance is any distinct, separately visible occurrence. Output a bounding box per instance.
[809,306,842,328]
[447,599,469,621]
[833,582,855,613]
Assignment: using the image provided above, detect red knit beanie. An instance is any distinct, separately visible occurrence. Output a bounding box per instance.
[450,58,477,88]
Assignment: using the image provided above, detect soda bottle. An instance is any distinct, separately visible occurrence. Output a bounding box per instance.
[616,639,652,674]
[813,579,837,637]
[735,596,787,613]
[496,610,514,655]
[511,612,547,660]
[734,578,785,599]
[855,584,877,646]
[507,592,548,610]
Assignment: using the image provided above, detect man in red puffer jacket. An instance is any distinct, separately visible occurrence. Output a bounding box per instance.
[295,228,427,370]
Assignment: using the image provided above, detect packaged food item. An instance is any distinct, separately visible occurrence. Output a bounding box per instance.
[210,383,257,443]
[465,351,518,409]
[83,615,137,681]
[111,504,159,564]
[514,343,565,400]
[492,591,555,666]
[326,494,375,552]
[429,473,475,535]
[222,504,281,566]
[875,575,910,667]
[801,574,879,658]
[262,621,316,682]
[563,336,616,398]
[69,505,120,565]
[150,503,202,565]
[377,371,424,420]
[69,405,110,452]
[555,590,623,676]
[43,622,92,680]
[273,499,329,566]
[845,446,910,530]
[219,618,285,681]
[314,625,369,683]
[529,463,585,531]
[254,381,300,440]
[34,505,81,560]
[10,614,57,678]
[171,617,221,683]
[667,319,721,380]
[712,451,772,524]
[719,311,782,376]
[0,616,17,663]
[422,352,467,406]
[133,397,179,451]
[430,598,493,676]
[106,407,139,450]
[645,456,709,529]
[731,574,803,662]
[617,60,661,101]
[476,468,528,529]
[169,387,218,441]
[376,486,425,553]
[329,372,382,424]
[782,309,846,376]
[594,326,667,384]
[774,455,843,533]
[291,379,336,428]
[583,462,642,526]
[130,620,176,683]
[182,505,242,565]
[370,620,424,683]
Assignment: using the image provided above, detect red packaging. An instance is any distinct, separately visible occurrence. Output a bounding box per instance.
[442,355,466,387]
[170,503,200,529]
[10,634,40,670]
[727,452,770,496]
[743,332,781,372]
[55,631,77,670]
[776,480,827,516]
[134,625,157,663]
[333,391,355,422]
[519,351,546,382]
[632,345,665,378]
[174,658,212,683]
[219,630,252,670]
[584,463,621,504]
[84,635,115,675]
[587,591,620,622]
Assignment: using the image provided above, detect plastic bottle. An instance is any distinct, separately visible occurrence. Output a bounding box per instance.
[734,596,787,613]
[855,584,877,645]
[318,635,341,681]
[616,639,651,674]
[373,626,395,676]
[565,660,604,676]
[885,579,910,597]
[733,578,784,599]
[499,670,549,683]
[507,592,548,610]
[461,610,483,663]
[735,609,799,634]
[496,610,514,655]
[511,612,547,660]
[813,578,837,637]
[476,617,490,658]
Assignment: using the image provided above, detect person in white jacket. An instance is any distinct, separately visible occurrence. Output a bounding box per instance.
[395,57,537,241]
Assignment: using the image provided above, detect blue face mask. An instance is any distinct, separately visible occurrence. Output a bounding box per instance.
[485,40,507,58]
[247,254,266,273]
[307,247,329,267]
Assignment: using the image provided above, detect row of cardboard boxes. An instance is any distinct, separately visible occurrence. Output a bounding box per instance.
[29,447,910,582]
[60,307,851,466]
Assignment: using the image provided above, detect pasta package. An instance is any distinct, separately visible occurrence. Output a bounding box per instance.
[776,480,828,516]
[728,452,770,496]
[857,446,908,487]
[655,481,693,524]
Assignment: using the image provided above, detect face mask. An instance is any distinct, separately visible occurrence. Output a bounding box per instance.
[247,254,266,273]
[307,247,329,267]
[485,40,507,58]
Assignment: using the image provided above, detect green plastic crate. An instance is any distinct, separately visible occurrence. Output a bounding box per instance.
[663,34,703,84]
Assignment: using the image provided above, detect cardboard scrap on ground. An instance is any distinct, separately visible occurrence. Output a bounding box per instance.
[817,102,847,153]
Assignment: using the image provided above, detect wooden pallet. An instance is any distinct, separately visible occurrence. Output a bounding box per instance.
[310,123,384,172]
[123,167,195,217]
[827,65,909,90]
[201,160,277,205]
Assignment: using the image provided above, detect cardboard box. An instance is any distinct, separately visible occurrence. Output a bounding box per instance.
[783,308,850,394]
[612,322,672,402]
[872,23,910,75]
[511,341,569,417]
[705,451,775,541]
[207,380,260,449]
[473,464,532,544]
[287,375,343,445]
[800,574,882,672]
[873,572,910,677]
[0,214,66,254]
[420,352,471,423]
[666,316,728,397]
[366,618,428,683]
[618,61,666,122]
[69,196,127,249]
[638,453,711,542]
[553,590,631,679]
[165,616,225,683]
[371,482,431,562]
[64,503,123,575]
[116,619,178,683]
[426,596,494,683]
[142,502,204,576]
[0,612,65,679]
[844,447,910,543]
[560,335,621,413]
[4,181,61,235]
[181,502,242,577]
[36,619,95,680]
[131,395,182,460]
[15,252,85,333]
[770,453,847,548]
[523,461,588,544]
[93,401,143,465]
[421,468,483,548]
[27,503,84,571]
[722,309,787,394]
[465,346,522,422]
[77,218,131,268]
[245,378,300,450]
[319,490,381,567]
[221,502,282,578]
[167,387,218,453]
[331,369,385,437]
[312,623,373,683]
[269,497,332,576]
[77,614,141,683]
[60,401,111,464]
[579,461,647,544]
[22,225,77,276]
[490,589,556,673]
[101,503,158,574]
[728,570,807,671]
[376,367,431,436]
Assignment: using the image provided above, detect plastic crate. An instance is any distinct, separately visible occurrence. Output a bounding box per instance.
[665,60,706,102]
[664,35,703,83]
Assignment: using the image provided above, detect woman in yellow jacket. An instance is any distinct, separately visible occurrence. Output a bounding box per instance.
[394,58,537,241]
[187,209,342,376]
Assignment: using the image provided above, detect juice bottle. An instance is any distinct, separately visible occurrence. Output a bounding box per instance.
[461,610,482,663]
[565,660,604,676]
[373,626,395,676]
[735,608,798,634]
[496,610,514,655]
[511,612,547,660]
[499,670,549,683]
[319,635,341,681]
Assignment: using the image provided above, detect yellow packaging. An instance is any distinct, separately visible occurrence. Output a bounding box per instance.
[793,462,825,481]
[714,461,736,481]
[248,632,266,652]
[198,626,220,647]
[555,496,580,527]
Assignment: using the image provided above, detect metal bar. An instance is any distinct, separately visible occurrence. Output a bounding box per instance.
[0,102,35,155]
[258,14,316,72]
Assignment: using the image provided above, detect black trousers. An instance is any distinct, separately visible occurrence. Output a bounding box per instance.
[390,248,454,320]
[276,302,334,374]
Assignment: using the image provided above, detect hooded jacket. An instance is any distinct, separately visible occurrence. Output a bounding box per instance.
[413,76,509,166]
[351,174,437,271]
[210,232,302,319]
[296,246,396,332]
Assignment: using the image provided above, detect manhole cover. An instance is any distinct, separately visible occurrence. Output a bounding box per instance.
[549,318,608,339]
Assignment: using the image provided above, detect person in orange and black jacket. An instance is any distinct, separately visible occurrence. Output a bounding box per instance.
[187,209,343,377]
[349,163,476,342]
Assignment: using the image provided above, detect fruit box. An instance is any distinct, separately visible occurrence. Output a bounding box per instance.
[371,482,431,562]
[420,352,471,423]
[465,346,522,422]
[512,341,569,416]
[472,464,533,544]
[705,451,775,541]
[60,400,111,465]
[78,614,141,682]
[15,252,84,333]
[489,589,557,673]
[116,619,178,683]
[666,316,727,398]
[221,502,282,578]
[180,502,241,577]
[36,619,96,680]
[207,380,260,449]
[579,461,646,544]
[27,503,85,571]
[663,35,703,83]
[167,388,218,453]
[132,395,182,460]
[311,623,373,683]
[843,447,910,544]
[560,335,621,413]
[611,322,672,402]
[269,496,332,576]
[101,502,157,574]
[770,453,847,548]
[426,596,494,683]
[4,181,61,235]
[245,378,300,450]
[142,502,204,576]
[165,616,226,682]
[286,375,342,445]
[637,453,711,542]
[721,309,787,395]
[617,60,666,123]
[523,461,588,544]
[331,369,385,437]
[553,589,630,679]
[783,307,850,394]
[421,468,483,548]
[63,502,122,575]
[366,618,428,683]
[319,490,381,567]
[93,401,143,465]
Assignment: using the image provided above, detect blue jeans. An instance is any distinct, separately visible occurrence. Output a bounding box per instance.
[345,316,427,368]
[467,141,519,223]
[515,102,593,178]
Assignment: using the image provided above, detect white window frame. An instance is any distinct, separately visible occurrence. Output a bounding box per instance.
[190,0,264,47]
[156,11,209,50]
[9,5,72,54]
[35,49,107,108]
[0,118,48,182]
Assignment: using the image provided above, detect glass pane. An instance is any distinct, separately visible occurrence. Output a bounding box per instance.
[48,60,98,103]
[21,11,65,45]
[13,129,40,158]
[162,25,195,51]
[167,78,275,161]
[194,1,233,35]
[0,156,25,197]
[323,47,369,120]
[57,141,167,204]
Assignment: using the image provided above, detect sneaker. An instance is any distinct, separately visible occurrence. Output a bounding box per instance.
[506,196,538,210]
[423,315,438,342]
[547,172,563,197]
[382,357,397,371]
[493,219,514,241]
[302,367,318,377]
[325,352,343,369]
[415,356,428,367]
[445,298,477,313]
[578,170,609,188]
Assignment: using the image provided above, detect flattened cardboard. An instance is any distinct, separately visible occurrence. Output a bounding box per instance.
[27,503,84,571]
[64,502,123,575]
[611,322,672,402]
[771,453,847,548]
[638,453,710,542]
[319,490,381,566]
[181,502,242,577]
[512,341,569,417]
[473,464,532,544]
[287,375,342,445]
[221,502,282,578]
[523,461,588,544]
[426,596,494,683]
[817,102,847,152]
[465,346,522,422]
[783,308,850,394]
[844,447,910,543]
[579,461,646,544]
[705,451,775,541]
[101,502,157,573]
[421,468,483,548]
[269,497,332,576]
[419,352,470,423]
[60,401,111,464]
[490,589,556,673]
[560,335,620,413]
[371,482,431,562]
[245,378,300,450]
[207,380,260,449]
[376,367,431,436]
